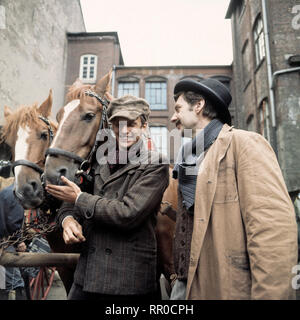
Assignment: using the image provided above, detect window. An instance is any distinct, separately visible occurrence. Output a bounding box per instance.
[253,16,265,67]
[145,81,167,110]
[259,99,270,141]
[79,54,97,83]
[149,126,168,156]
[118,82,139,97]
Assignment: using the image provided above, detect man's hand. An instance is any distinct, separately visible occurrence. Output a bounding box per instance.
[62,216,86,244]
[45,176,81,203]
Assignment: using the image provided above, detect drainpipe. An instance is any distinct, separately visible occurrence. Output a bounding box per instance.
[111,64,116,97]
[261,0,278,156]
[271,66,300,89]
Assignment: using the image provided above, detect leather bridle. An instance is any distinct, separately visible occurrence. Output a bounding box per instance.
[45,90,110,175]
[11,116,54,176]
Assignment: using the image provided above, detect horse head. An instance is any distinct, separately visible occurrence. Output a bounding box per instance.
[1,90,57,209]
[44,70,112,185]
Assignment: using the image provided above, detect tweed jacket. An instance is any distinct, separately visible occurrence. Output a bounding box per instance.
[186,124,297,300]
[58,151,169,295]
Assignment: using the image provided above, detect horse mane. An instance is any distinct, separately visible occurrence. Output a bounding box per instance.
[0,104,57,143]
[66,83,94,102]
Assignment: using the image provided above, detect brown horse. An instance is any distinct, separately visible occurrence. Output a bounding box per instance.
[0,93,80,294]
[0,90,57,209]
[0,93,77,294]
[44,71,177,296]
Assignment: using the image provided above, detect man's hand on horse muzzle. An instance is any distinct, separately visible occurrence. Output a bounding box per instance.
[45,176,81,203]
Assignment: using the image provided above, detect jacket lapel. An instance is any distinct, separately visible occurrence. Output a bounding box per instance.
[186,124,234,298]
[98,162,111,184]
[101,162,140,188]
[99,141,150,187]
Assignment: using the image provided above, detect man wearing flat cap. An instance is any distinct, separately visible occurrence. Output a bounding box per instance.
[56,95,169,300]
[169,78,297,300]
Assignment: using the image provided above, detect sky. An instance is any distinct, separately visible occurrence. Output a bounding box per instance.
[79,0,233,66]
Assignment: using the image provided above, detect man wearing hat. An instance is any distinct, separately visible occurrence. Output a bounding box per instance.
[169,78,297,300]
[49,95,169,300]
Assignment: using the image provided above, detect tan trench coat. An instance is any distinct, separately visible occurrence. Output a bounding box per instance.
[186,124,297,300]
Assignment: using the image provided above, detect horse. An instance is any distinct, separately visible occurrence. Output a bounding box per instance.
[0,90,56,209]
[44,71,177,296]
[0,92,75,293]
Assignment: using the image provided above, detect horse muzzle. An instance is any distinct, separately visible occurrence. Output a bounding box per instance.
[14,180,44,209]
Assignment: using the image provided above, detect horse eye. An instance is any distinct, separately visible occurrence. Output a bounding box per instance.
[40,131,48,140]
[83,112,96,122]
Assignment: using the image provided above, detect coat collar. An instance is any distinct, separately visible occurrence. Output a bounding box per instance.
[96,160,140,187]
[194,124,234,222]
[105,162,140,187]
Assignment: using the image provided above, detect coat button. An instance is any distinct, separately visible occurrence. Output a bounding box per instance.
[180,240,185,247]
[105,248,112,255]
[181,226,185,232]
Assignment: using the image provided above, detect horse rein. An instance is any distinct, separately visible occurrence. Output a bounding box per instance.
[11,116,54,176]
[45,90,110,176]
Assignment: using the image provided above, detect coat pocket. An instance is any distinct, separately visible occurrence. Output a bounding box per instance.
[227,252,251,299]
[214,166,239,204]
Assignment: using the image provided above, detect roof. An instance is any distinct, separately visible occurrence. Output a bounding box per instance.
[67,31,120,42]
[115,65,232,70]
[225,0,237,19]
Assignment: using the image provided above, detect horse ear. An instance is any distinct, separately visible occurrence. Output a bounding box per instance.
[71,78,83,90]
[56,108,64,123]
[38,89,53,118]
[104,92,114,101]
[94,69,112,96]
[4,106,13,118]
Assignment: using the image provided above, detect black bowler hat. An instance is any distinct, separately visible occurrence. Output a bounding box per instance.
[174,78,232,125]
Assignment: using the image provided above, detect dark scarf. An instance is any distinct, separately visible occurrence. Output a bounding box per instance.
[173,119,224,211]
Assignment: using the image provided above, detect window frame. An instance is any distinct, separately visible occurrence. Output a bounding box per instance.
[149,125,168,156]
[117,81,140,98]
[145,78,167,111]
[253,15,266,67]
[79,54,98,83]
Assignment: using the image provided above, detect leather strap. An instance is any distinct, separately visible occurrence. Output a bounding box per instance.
[12,160,44,175]
[45,148,85,164]
[160,201,177,222]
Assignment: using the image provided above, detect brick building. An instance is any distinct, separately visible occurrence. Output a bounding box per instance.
[65,32,124,97]
[65,32,234,160]
[226,0,300,194]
